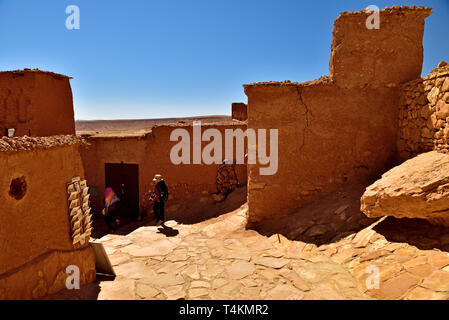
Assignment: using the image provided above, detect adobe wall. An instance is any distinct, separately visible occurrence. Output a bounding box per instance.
[80,134,149,214]
[330,6,431,88]
[146,124,247,218]
[398,70,449,161]
[0,69,76,137]
[244,6,431,227]
[80,122,248,220]
[245,82,399,225]
[232,103,248,121]
[0,136,96,299]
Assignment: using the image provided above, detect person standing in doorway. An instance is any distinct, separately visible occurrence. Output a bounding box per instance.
[149,174,169,226]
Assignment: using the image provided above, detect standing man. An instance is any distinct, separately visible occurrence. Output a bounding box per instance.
[150,174,169,226]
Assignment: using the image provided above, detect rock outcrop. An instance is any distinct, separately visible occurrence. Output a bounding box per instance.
[361,151,449,226]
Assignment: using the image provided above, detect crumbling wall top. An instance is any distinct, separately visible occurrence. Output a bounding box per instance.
[85,130,152,139]
[336,5,432,17]
[0,68,72,80]
[243,76,332,91]
[424,70,449,81]
[244,6,433,92]
[152,120,243,129]
[0,135,83,153]
[330,5,432,88]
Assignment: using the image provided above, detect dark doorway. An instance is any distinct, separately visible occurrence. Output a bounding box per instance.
[105,163,140,222]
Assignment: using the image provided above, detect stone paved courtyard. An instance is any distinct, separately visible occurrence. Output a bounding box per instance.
[48,203,449,300]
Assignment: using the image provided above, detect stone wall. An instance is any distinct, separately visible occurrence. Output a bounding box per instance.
[0,136,96,299]
[398,70,449,161]
[80,122,248,221]
[244,6,431,227]
[0,69,76,137]
[232,103,247,121]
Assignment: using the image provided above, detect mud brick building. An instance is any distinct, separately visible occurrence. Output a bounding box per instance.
[244,7,432,227]
[0,69,76,137]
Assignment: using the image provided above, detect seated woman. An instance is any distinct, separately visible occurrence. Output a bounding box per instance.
[102,187,121,230]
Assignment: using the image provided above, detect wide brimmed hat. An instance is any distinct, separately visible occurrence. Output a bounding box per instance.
[153,174,163,182]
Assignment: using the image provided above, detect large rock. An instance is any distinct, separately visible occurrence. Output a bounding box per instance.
[361,151,449,226]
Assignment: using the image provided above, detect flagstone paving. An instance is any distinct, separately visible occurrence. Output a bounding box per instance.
[48,203,449,300]
[311,218,449,300]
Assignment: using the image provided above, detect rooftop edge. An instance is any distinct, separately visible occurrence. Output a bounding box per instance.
[0,69,72,80]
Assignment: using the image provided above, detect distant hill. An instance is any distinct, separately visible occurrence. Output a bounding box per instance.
[75,115,233,135]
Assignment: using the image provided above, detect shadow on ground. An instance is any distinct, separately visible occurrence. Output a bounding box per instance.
[167,186,247,224]
[42,282,101,300]
[254,183,377,246]
[92,186,247,238]
[255,180,449,250]
[157,224,179,237]
[373,216,449,252]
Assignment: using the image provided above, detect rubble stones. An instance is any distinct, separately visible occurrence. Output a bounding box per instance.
[0,135,83,152]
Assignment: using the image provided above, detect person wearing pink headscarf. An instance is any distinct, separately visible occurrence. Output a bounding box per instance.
[103,187,120,230]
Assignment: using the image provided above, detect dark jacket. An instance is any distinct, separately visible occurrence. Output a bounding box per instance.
[154,180,169,202]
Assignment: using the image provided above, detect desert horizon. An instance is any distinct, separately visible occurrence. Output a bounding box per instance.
[75,115,234,134]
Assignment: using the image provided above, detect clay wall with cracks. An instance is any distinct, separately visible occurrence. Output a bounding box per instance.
[244,6,432,227]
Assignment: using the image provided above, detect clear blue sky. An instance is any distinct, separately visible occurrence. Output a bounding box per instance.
[0,0,447,120]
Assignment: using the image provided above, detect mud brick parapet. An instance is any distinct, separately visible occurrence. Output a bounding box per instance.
[0,69,76,137]
[330,6,432,88]
[232,103,247,121]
